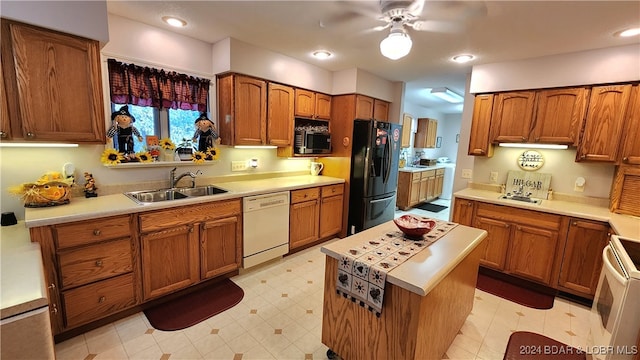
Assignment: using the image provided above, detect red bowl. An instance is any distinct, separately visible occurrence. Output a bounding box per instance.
[393,215,437,238]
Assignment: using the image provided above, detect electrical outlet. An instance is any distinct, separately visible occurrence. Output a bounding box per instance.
[461,169,473,179]
[231,161,247,171]
[490,171,498,183]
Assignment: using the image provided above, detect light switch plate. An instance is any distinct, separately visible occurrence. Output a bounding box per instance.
[461,169,472,179]
[490,171,498,183]
[231,161,247,171]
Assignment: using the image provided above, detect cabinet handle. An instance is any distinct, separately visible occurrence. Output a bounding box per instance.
[0,131,6,138]
[467,202,473,206]
[535,137,540,142]
[189,226,194,233]
[623,157,628,162]
[572,222,578,226]
[580,155,586,159]
[98,296,106,303]
[26,132,35,139]
[93,229,101,236]
[51,304,58,314]
[505,224,510,228]
[95,260,103,267]
[48,283,56,289]
[521,137,526,141]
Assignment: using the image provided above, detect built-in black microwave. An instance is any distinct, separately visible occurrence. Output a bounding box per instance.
[294,130,331,154]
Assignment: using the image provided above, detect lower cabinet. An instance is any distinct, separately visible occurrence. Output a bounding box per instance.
[138,199,242,301]
[557,218,609,296]
[451,198,475,226]
[290,184,343,250]
[473,216,511,271]
[397,168,445,210]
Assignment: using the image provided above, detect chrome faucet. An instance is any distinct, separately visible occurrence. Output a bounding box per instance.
[170,167,202,188]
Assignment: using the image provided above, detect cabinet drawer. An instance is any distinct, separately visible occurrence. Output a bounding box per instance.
[436,168,445,175]
[421,170,436,178]
[139,199,241,232]
[55,215,131,249]
[59,238,132,289]
[476,202,562,230]
[322,184,343,197]
[291,187,320,204]
[63,273,136,328]
[411,172,421,182]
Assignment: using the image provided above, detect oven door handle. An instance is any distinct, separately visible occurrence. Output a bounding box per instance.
[603,244,629,285]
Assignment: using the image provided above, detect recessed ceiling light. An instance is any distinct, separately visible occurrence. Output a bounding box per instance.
[162,16,187,28]
[617,27,640,37]
[452,54,474,63]
[312,50,332,60]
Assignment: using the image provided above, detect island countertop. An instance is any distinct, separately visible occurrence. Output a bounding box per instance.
[320,221,487,296]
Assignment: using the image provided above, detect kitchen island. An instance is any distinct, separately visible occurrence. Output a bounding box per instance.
[320,220,487,360]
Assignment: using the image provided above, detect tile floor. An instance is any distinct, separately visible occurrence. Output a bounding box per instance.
[395,198,452,222]
[55,198,592,360]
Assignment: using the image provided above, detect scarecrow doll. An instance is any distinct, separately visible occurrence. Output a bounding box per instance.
[192,112,220,152]
[107,105,143,155]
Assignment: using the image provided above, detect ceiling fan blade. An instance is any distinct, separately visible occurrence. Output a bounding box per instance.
[409,20,462,33]
[373,23,392,32]
[407,0,425,17]
[421,1,488,21]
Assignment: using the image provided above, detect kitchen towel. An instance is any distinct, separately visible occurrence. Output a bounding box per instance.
[335,219,457,317]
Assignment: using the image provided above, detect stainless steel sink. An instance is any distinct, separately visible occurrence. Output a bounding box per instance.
[498,195,542,205]
[124,185,228,204]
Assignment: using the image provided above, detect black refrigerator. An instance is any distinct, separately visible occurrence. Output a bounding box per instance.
[348,119,402,235]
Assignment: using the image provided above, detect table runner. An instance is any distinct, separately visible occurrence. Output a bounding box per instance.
[335,219,458,317]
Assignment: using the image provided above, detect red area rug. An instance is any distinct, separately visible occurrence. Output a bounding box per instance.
[476,269,556,310]
[504,331,586,359]
[144,279,244,331]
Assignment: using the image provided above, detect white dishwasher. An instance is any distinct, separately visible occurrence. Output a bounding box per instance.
[243,191,290,268]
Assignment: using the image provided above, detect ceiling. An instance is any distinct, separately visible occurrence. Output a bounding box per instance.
[106,1,640,114]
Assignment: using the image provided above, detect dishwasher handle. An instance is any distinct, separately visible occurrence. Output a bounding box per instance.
[243,192,290,212]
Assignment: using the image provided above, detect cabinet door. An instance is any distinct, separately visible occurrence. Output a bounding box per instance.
[418,175,428,203]
[577,84,632,162]
[531,87,589,145]
[141,225,199,300]
[490,91,536,143]
[355,95,374,119]
[619,85,640,165]
[320,194,343,238]
[315,93,332,120]
[0,53,11,140]
[435,174,444,197]
[410,173,421,206]
[395,172,412,210]
[234,75,267,145]
[414,118,436,148]
[473,217,510,271]
[294,88,315,118]
[508,224,558,285]
[373,99,389,121]
[2,20,105,142]
[468,94,494,156]
[558,219,608,296]
[200,216,241,280]
[267,83,294,146]
[401,113,412,148]
[290,200,319,249]
[452,199,474,226]
[426,174,436,200]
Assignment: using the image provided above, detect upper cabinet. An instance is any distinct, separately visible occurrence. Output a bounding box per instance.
[355,95,389,121]
[618,84,640,165]
[1,20,105,143]
[217,74,267,146]
[576,84,632,162]
[490,91,536,143]
[531,87,589,145]
[468,94,494,157]
[267,83,294,147]
[401,113,412,148]
[414,118,437,148]
[294,89,331,120]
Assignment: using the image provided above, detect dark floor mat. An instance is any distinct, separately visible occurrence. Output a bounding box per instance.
[476,271,555,310]
[504,331,586,359]
[415,203,448,213]
[144,279,244,331]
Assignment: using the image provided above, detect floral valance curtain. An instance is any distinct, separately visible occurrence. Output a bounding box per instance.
[107,58,210,112]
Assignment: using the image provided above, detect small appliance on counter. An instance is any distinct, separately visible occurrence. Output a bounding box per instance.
[437,157,450,163]
[419,158,437,166]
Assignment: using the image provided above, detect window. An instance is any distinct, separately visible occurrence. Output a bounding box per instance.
[168,108,200,148]
[109,104,159,153]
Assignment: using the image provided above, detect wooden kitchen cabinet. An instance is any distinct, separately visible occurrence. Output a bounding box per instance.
[610,165,640,217]
[414,118,438,148]
[490,91,536,143]
[30,215,140,335]
[355,95,389,121]
[435,168,444,198]
[294,88,331,120]
[475,202,563,285]
[290,184,344,250]
[576,84,633,162]
[401,113,413,148]
[0,54,11,140]
[618,84,640,165]
[558,218,609,297]
[397,169,443,210]
[217,73,267,146]
[373,99,390,121]
[451,198,475,226]
[468,94,495,156]
[531,87,589,145]
[267,83,295,146]
[418,169,436,202]
[1,19,105,143]
[138,199,242,300]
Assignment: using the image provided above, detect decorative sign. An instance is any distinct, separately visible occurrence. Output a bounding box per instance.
[506,170,552,199]
[517,150,544,171]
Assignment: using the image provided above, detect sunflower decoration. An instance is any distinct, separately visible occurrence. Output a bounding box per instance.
[191,151,207,164]
[205,146,220,161]
[135,151,154,163]
[101,148,124,166]
[159,138,176,151]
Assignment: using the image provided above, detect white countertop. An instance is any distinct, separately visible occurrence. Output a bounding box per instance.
[0,221,48,319]
[24,175,344,228]
[321,221,487,296]
[398,165,445,173]
[454,188,640,240]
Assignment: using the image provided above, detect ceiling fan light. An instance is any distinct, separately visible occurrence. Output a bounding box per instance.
[380,32,412,60]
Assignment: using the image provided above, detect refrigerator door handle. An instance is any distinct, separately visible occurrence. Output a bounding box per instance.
[370,194,395,203]
[382,133,391,184]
